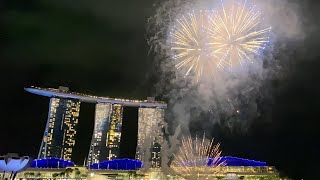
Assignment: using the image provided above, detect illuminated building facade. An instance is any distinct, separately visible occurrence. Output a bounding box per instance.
[107,104,123,160]
[15,157,279,180]
[136,108,164,168]
[87,103,112,164]
[25,86,167,165]
[38,97,80,161]
[87,103,123,165]
[170,156,279,179]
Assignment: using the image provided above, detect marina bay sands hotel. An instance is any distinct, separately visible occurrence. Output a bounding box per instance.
[25,86,167,168]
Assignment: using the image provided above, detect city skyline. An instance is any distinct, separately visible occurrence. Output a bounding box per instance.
[25,86,167,166]
[2,0,320,179]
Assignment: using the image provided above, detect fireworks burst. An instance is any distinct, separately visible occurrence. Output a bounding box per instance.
[208,0,271,70]
[169,0,271,81]
[170,10,215,82]
[171,135,226,179]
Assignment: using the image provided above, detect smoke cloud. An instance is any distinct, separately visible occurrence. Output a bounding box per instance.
[146,0,306,172]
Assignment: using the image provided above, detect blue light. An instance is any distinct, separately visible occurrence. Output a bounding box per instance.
[0,156,30,172]
[181,156,267,167]
[89,159,142,170]
[215,156,267,167]
[30,158,75,168]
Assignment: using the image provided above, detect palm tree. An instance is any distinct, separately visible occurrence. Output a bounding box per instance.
[59,171,66,178]
[52,173,59,178]
[75,168,81,179]
[65,168,74,177]
[81,173,88,179]
[29,172,35,177]
[24,172,30,178]
[36,172,41,178]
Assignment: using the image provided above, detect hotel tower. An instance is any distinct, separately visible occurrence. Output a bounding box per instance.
[25,86,167,167]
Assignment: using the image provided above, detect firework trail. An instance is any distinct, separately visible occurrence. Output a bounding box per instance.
[170,0,271,82]
[171,135,226,179]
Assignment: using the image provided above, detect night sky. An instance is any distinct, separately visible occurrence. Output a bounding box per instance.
[1,0,320,179]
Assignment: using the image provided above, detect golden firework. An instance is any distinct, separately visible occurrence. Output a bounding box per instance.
[170,0,271,82]
[170,10,216,82]
[171,135,226,179]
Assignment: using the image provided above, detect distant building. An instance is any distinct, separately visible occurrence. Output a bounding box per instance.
[87,103,112,164]
[15,157,280,180]
[87,103,123,165]
[107,104,123,159]
[25,86,167,166]
[136,108,164,168]
[171,156,280,179]
[38,97,80,161]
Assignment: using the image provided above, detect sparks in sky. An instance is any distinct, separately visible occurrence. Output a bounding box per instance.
[171,135,226,178]
[207,0,271,70]
[169,0,271,82]
[170,10,215,82]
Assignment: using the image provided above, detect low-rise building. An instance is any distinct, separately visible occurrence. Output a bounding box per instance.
[15,157,279,179]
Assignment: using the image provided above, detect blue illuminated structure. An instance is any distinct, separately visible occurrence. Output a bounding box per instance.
[0,153,30,179]
[89,159,142,170]
[181,156,267,167]
[30,158,75,168]
[209,156,267,167]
